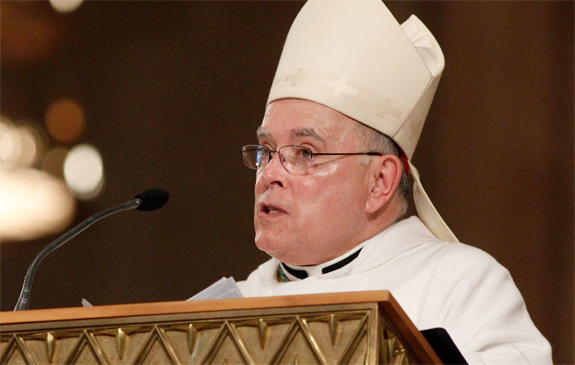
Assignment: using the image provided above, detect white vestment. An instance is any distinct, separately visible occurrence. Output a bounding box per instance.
[237,216,552,364]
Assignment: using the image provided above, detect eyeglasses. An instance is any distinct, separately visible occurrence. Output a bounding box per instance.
[241,144,382,175]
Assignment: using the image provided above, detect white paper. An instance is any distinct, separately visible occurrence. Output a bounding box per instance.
[186,276,243,301]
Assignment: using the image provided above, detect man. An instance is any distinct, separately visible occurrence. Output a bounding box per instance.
[237,0,551,363]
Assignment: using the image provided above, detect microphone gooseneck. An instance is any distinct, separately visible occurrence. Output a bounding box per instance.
[13,188,169,311]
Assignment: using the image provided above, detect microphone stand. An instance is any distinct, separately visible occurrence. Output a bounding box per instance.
[13,199,142,311]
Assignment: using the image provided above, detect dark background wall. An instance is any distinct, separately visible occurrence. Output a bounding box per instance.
[1,1,572,363]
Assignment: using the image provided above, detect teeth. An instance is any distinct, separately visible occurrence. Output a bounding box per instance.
[268,209,281,214]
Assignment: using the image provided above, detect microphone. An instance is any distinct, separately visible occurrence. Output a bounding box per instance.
[13,188,170,311]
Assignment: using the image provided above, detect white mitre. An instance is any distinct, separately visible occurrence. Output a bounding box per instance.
[267,0,457,242]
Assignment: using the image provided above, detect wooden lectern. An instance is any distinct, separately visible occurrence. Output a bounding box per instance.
[0,290,441,364]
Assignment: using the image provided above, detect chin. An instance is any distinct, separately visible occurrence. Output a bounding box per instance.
[256,241,294,263]
[255,237,282,256]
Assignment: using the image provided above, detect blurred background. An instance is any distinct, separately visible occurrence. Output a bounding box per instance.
[1,1,572,362]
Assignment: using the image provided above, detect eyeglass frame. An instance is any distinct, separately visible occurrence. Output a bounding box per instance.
[241,144,383,174]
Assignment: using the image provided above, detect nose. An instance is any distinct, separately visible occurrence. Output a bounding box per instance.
[256,149,286,189]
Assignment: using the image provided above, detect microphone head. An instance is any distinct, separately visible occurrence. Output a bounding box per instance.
[135,188,170,211]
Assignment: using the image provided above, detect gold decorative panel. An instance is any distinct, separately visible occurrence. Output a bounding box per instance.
[1,309,411,364]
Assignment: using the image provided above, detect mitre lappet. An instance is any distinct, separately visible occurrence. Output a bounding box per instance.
[267,0,457,242]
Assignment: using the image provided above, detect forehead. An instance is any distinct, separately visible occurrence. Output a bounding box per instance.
[258,99,360,144]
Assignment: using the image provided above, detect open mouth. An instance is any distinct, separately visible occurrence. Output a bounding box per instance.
[260,203,285,215]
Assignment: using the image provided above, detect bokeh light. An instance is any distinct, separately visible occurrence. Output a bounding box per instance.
[45,98,86,144]
[0,2,72,65]
[0,169,76,241]
[0,116,48,169]
[0,117,19,168]
[42,147,69,179]
[49,0,84,14]
[63,143,105,200]
[16,123,42,167]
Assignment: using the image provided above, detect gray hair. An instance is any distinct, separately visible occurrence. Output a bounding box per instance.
[354,122,410,219]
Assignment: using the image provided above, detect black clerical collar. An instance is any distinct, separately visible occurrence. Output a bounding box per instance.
[277,247,363,282]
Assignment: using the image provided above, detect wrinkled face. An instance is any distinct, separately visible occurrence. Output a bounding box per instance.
[253,99,377,265]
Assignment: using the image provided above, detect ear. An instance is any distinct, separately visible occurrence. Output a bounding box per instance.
[365,154,403,214]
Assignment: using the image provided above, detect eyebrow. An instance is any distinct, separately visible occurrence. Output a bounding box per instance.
[256,126,270,139]
[292,128,324,142]
[256,127,325,142]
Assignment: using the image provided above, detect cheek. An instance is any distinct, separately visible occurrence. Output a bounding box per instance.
[297,175,350,222]
[309,163,339,177]
[308,168,369,216]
